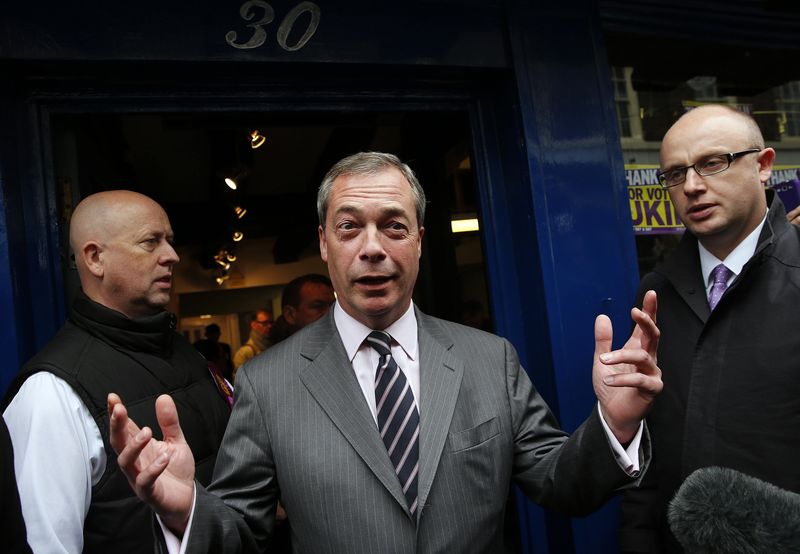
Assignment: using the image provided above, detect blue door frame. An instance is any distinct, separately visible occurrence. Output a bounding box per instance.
[492,3,642,551]
[0,2,640,552]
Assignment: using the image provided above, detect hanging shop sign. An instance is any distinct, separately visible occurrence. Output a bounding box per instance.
[627,164,800,235]
[768,166,800,213]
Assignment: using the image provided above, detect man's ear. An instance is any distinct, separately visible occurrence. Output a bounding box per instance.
[284,305,297,326]
[758,147,776,183]
[319,225,328,263]
[82,242,104,277]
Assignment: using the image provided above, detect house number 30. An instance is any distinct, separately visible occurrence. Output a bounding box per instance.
[225,1,321,51]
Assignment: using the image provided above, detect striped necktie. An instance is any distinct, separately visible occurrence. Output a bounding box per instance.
[367,330,420,517]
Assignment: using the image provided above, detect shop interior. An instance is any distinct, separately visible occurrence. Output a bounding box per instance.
[50,110,493,352]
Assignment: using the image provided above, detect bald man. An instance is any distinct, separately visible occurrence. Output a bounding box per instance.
[2,191,230,553]
[619,105,800,553]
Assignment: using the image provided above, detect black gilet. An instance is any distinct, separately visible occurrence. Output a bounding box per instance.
[3,292,230,553]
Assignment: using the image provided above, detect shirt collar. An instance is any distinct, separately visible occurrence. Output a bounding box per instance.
[698,210,767,286]
[333,301,418,363]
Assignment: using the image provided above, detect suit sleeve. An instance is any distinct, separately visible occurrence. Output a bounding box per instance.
[183,367,277,553]
[506,339,647,516]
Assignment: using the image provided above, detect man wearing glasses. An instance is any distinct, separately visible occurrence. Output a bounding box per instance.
[232,309,274,380]
[619,104,800,553]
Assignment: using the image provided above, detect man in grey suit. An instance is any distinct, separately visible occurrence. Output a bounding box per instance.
[109,152,662,553]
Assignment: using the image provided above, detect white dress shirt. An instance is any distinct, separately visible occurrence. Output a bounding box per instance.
[698,211,767,295]
[333,301,420,422]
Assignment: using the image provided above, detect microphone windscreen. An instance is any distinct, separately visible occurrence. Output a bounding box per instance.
[668,466,800,554]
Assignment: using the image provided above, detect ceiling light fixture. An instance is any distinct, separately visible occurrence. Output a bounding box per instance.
[214,250,234,270]
[234,206,247,219]
[232,231,244,242]
[249,130,266,149]
[223,167,250,191]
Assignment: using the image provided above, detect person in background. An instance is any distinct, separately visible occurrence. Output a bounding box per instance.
[109,152,662,554]
[2,190,230,553]
[619,105,800,552]
[232,309,272,379]
[269,273,335,345]
[195,323,233,382]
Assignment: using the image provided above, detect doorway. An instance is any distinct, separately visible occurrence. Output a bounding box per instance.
[50,110,494,351]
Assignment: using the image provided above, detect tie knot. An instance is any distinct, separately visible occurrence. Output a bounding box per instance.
[367,331,392,356]
[711,264,733,286]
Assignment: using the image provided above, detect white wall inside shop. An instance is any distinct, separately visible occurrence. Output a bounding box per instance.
[174,236,329,295]
[172,236,330,346]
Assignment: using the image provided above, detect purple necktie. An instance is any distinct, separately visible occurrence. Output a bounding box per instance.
[708,264,734,311]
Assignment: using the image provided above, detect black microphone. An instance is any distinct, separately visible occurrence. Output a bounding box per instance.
[668,466,800,553]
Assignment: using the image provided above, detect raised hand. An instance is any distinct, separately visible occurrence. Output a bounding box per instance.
[788,204,800,226]
[592,290,662,444]
[108,393,196,535]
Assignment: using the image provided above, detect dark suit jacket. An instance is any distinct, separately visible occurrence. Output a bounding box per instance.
[619,192,800,553]
[185,308,648,553]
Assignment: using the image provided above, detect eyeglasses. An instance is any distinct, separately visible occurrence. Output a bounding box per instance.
[656,149,761,189]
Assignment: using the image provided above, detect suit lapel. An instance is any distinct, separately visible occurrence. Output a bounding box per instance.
[298,312,409,513]
[659,194,785,323]
[415,310,464,519]
[659,233,710,322]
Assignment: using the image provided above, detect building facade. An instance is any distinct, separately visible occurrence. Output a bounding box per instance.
[1,1,798,552]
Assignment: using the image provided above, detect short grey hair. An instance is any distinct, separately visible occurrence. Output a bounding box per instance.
[316,152,426,227]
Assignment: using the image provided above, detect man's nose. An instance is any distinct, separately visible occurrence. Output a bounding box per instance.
[681,167,707,195]
[360,226,385,260]
[161,242,180,265]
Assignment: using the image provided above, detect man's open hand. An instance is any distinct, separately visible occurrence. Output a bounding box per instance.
[592,290,662,444]
[108,393,196,536]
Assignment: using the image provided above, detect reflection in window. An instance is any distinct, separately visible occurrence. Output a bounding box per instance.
[612,66,641,140]
[609,68,800,276]
[685,76,719,103]
[775,81,800,137]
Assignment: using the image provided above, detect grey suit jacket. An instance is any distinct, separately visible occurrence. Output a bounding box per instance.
[185,308,648,553]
